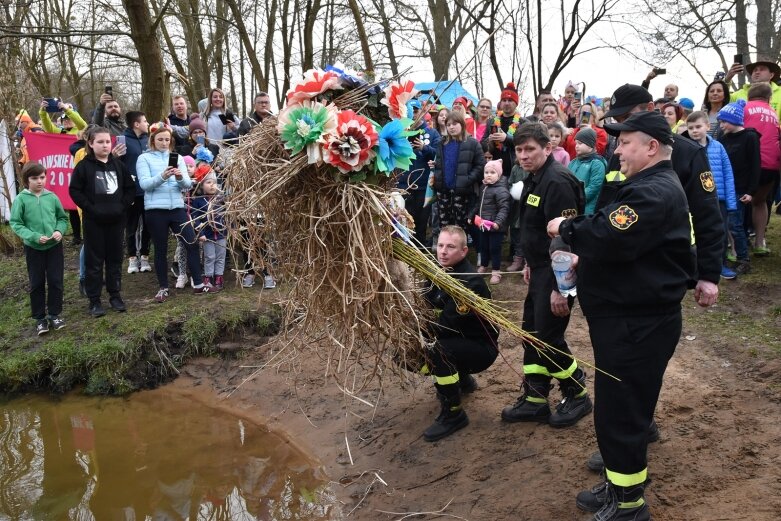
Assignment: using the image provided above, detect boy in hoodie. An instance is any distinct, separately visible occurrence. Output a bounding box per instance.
[566,127,606,215]
[685,111,742,278]
[717,99,760,271]
[10,162,69,335]
[69,127,136,317]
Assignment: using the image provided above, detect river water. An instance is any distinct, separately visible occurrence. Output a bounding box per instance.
[0,388,339,520]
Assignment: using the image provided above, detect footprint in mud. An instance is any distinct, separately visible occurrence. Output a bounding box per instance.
[673,423,697,436]
[671,404,694,415]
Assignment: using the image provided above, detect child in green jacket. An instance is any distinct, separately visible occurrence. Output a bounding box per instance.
[10,162,69,335]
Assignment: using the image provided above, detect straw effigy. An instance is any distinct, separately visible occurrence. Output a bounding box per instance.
[221,68,604,393]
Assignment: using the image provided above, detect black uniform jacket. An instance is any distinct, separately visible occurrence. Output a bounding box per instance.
[424,258,499,342]
[597,134,722,284]
[559,160,696,318]
[519,155,585,269]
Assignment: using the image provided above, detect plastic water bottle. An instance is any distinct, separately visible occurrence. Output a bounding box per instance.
[551,252,577,297]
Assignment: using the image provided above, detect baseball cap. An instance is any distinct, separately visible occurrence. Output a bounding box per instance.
[603,84,653,119]
[604,111,674,146]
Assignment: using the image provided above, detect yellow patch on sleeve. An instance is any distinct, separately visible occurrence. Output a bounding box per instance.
[527,194,540,207]
[699,171,715,192]
[609,205,639,230]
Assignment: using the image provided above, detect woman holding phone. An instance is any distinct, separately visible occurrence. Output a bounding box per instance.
[201,88,240,142]
[176,115,220,161]
[137,122,213,302]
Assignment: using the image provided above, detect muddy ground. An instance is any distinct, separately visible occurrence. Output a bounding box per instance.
[171,248,781,521]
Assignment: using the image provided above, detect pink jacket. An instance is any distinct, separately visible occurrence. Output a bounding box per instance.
[552,147,570,167]
[744,100,781,170]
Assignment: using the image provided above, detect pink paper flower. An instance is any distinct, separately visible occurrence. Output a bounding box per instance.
[286,69,343,105]
[322,110,379,173]
[382,80,418,119]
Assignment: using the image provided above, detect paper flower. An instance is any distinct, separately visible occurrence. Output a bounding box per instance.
[195,146,214,164]
[322,110,379,174]
[286,69,343,105]
[375,118,417,174]
[382,81,418,119]
[278,100,338,163]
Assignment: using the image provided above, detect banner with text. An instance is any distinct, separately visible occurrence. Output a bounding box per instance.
[25,132,78,210]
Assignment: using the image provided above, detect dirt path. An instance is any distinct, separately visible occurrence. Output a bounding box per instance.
[171,271,781,520]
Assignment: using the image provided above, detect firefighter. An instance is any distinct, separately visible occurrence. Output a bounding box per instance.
[548,111,696,521]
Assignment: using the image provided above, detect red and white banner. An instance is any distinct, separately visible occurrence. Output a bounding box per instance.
[24,132,78,210]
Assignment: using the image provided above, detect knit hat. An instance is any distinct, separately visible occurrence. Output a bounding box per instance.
[183,155,196,167]
[500,82,519,105]
[575,127,597,149]
[188,114,206,134]
[485,159,503,175]
[678,97,695,110]
[717,99,746,126]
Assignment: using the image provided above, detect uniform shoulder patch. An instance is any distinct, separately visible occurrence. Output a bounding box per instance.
[561,208,577,218]
[699,171,715,192]
[609,205,639,230]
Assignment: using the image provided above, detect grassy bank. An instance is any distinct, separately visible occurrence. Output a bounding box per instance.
[0,228,280,395]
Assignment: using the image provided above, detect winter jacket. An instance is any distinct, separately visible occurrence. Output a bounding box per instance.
[568,153,607,215]
[563,126,609,159]
[121,128,149,196]
[136,150,192,210]
[69,155,135,223]
[551,147,570,167]
[703,136,737,210]
[433,137,485,195]
[10,189,69,250]
[731,81,781,120]
[472,177,511,231]
[176,140,220,162]
[190,194,227,240]
[396,124,440,192]
[719,128,761,197]
[91,103,126,136]
[39,107,87,135]
[238,111,269,137]
[744,100,781,170]
[481,112,528,176]
[201,110,240,142]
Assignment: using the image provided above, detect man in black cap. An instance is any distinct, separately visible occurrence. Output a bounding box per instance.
[547,111,695,521]
[598,84,722,308]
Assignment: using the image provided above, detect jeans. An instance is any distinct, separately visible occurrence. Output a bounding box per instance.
[721,201,749,261]
[145,208,202,288]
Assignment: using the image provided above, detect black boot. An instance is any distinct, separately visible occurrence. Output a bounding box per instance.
[583,481,650,521]
[501,377,551,423]
[587,420,660,472]
[423,385,469,442]
[549,368,593,427]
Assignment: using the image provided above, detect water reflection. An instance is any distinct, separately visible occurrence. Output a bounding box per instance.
[0,390,338,520]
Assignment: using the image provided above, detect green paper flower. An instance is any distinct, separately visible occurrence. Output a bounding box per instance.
[278,100,338,163]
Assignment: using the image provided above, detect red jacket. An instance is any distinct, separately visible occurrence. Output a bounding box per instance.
[564,126,608,159]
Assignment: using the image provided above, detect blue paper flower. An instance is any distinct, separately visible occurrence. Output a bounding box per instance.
[375,118,417,174]
[196,147,214,163]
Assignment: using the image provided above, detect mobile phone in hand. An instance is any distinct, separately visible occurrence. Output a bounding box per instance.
[580,112,591,126]
[105,85,113,96]
[44,98,60,113]
[116,135,126,146]
[168,152,180,169]
[218,114,228,125]
[574,92,582,101]
[733,54,743,65]
[195,135,205,146]
[654,67,667,75]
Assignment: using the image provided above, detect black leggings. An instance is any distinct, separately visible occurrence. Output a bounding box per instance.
[145,208,202,288]
[478,230,505,270]
[83,218,124,304]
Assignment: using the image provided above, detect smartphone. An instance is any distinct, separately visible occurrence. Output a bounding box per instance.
[654,67,667,75]
[44,98,60,113]
[580,111,591,126]
[733,54,743,65]
[218,114,228,125]
[104,85,113,96]
[574,92,582,101]
[115,135,126,146]
[195,135,205,146]
[168,152,180,169]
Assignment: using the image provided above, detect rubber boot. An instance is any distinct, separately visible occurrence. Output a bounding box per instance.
[507,256,526,272]
[423,384,469,442]
[587,420,660,472]
[500,377,551,423]
[585,481,650,521]
[549,368,593,427]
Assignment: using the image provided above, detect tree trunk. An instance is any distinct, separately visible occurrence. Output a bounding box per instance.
[122,0,168,121]
[224,0,267,92]
[735,0,749,88]
[346,0,375,79]
[302,0,321,70]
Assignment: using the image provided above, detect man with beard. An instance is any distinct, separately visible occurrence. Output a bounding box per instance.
[482,82,527,177]
[92,93,126,137]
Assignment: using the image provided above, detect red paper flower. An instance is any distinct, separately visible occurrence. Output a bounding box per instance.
[322,110,379,173]
[286,69,343,105]
[382,80,418,119]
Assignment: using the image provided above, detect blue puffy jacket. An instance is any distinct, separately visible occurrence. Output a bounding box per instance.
[705,136,737,211]
[136,150,191,210]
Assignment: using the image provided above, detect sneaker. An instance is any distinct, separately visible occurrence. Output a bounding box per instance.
[139,256,152,272]
[175,274,189,289]
[89,302,106,317]
[489,272,502,285]
[214,275,224,289]
[753,241,770,256]
[507,256,526,272]
[726,252,737,263]
[242,274,256,288]
[720,265,737,280]
[477,266,488,274]
[109,295,127,312]
[154,288,169,303]
[263,275,276,289]
[50,316,66,330]
[127,257,140,274]
[193,284,213,294]
[36,318,50,336]
[734,260,751,275]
